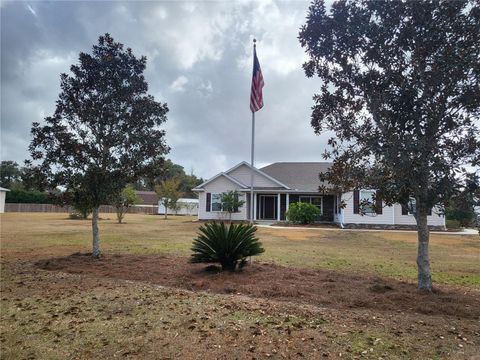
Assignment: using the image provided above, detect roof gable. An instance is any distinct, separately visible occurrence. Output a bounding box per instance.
[225,162,290,189]
[193,161,290,191]
[193,171,248,190]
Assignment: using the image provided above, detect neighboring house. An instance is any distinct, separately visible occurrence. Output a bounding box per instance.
[0,187,10,213]
[135,191,159,206]
[192,161,446,230]
[158,198,199,216]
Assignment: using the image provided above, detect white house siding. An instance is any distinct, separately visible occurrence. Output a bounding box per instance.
[197,175,248,221]
[0,191,5,213]
[340,192,394,225]
[339,192,445,228]
[228,164,281,188]
[392,204,445,227]
[158,199,199,216]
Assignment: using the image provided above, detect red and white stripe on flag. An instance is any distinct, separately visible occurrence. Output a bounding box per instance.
[250,47,264,113]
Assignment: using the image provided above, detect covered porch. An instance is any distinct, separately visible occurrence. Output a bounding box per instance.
[243,191,337,222]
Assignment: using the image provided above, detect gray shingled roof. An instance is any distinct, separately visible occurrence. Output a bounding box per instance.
[260,162,332,192]
[135,191,159,205]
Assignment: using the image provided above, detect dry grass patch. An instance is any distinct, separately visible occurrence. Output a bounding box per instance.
[1,213,480,359]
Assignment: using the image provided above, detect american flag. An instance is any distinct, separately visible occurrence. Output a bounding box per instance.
[250,46,264,113]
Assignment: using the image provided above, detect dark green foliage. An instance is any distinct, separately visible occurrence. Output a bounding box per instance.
[220,190,245,218]
[135,159,203,198]
[446,219,461,230]
[70,191,94,220]
[445,177,478,227]
[27,34,169,257]
[5,189,51,204]
[446,207,475,228]
[299,0,480,291]
[190,222,265,271]
[0,161,22,189]
[286,202,321,224]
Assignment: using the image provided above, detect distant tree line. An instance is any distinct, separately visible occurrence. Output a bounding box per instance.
[1,159,202,203]
[134,159,203,198]
[0,160,55,203]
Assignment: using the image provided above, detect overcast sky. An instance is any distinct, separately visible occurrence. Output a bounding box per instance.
[1,0,334,179]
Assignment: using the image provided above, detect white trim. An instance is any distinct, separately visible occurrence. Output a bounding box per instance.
[225,161,291,189]
[286,193,290,213]
[194,171,248,190]
[392,202,395,225]
[277,193,281,221]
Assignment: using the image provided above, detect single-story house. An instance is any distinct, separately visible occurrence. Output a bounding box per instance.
[192,161,446,230]
[0,187,10,213]
[135,191,159,206]
[158,198,199,216]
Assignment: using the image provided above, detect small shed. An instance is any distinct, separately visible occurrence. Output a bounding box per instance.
[158,198,199,216]
[0,187,10,213]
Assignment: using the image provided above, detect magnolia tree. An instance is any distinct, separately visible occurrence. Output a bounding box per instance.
[28,34,169,258]
[299,0,480,290]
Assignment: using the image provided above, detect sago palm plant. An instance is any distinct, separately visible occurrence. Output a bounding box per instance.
[190,222,265,271]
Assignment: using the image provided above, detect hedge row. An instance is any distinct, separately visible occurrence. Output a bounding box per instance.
[5,189,54,204]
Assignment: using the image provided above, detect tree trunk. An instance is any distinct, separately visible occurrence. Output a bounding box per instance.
[164,205,168,220]
[116,206,123,224]
[416,212,432,291]
[92,207,101,258]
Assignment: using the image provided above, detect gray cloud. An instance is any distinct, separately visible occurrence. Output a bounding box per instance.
[1,0,333,179]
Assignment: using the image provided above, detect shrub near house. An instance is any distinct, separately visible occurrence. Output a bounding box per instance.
[286,202,320,225]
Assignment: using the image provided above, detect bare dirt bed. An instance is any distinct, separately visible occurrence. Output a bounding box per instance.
[35,253,480,319]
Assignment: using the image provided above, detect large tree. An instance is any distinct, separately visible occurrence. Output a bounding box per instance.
[28,34,169,257]
[0,161,22,188]
[299,0,479,290]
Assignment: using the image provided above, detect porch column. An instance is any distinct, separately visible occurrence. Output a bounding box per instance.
[277,193,281,221]
[286,193,290,212]
[253,193,257,221]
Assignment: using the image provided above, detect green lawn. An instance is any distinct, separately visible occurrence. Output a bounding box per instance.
[1,212,479,286]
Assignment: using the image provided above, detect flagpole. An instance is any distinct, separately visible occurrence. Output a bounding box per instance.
[250,110,255,223]
[250,39,256,224]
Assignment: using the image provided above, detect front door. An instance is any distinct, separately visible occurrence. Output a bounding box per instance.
[259,195,277,220]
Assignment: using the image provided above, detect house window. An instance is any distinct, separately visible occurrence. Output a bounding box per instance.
[408,198,416,215]
[299,196,323,214]
[360,190,376,214]
[211,193,222,212]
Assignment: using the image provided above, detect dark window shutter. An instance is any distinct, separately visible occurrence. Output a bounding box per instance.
[353,190,360,214]
[234,193,239,213]
[206,193,211,212]
[401,204,408,215]
[375,191,382,214]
